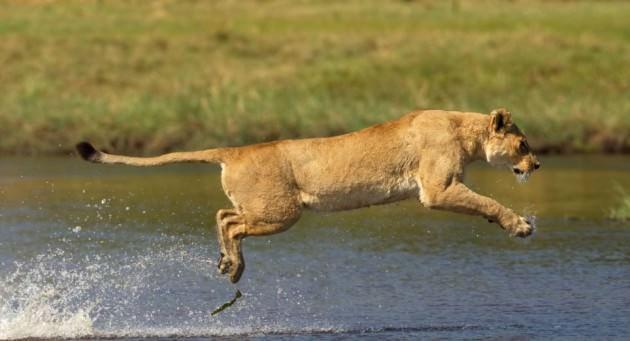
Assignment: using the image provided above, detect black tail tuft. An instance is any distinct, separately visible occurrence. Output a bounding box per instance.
[76,142,98,161]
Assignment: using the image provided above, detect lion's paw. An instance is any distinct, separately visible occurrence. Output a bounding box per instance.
[217,253,232,274]
[229,259,245,284]
[510,216,534,238]
[217,252,245,283]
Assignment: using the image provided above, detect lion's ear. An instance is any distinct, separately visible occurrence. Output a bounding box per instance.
[489,108,512,133]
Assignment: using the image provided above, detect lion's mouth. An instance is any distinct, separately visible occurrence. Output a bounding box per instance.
[512,167,530,183]
[512,161,539,183]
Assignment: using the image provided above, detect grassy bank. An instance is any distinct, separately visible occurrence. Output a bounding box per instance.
[1,0,629,155]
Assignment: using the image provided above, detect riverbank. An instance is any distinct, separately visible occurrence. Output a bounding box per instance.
[1,0,629,155]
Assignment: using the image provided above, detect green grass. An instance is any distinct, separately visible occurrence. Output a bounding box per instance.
[1,0,629,155]
[610,185,630,221]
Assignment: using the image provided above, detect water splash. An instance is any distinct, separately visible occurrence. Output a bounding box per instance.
[515,172,530,183]
[0,305,92,339]
[0,237,337,339]
[0,249,94,339]
[0,241,216,339]
[525,214,538,234]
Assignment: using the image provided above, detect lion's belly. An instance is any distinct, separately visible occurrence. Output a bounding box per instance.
[299,176,420,211]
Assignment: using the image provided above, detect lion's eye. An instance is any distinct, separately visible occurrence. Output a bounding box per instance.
[519,140,529,154]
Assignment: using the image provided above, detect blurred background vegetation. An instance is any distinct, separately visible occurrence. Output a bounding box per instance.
[1,0,629,155]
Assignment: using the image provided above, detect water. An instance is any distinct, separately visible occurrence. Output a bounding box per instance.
[1,156,629,339]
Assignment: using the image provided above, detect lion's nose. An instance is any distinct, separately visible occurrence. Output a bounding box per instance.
[534,162,540,170]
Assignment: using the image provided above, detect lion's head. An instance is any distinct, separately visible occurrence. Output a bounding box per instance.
[484,108,540,182]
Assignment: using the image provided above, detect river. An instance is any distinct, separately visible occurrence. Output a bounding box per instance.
[1,155,629,339]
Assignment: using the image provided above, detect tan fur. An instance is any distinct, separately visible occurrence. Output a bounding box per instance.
[78,108,540,283]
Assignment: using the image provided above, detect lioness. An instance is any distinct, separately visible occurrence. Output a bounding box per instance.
[77,108,539,283]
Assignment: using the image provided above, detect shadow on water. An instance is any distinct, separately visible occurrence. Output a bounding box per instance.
[0,155,629,339]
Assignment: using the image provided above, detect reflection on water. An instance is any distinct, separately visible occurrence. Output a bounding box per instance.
[0,156,629,339]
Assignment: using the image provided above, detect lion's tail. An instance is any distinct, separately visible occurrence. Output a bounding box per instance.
[76,142,226,166]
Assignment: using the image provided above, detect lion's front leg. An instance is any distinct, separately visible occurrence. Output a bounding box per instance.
[420,180,533,238]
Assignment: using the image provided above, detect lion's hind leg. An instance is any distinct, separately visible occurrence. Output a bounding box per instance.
[216,210,299,283]
[216,211,251,283]
[215,209,238,273]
